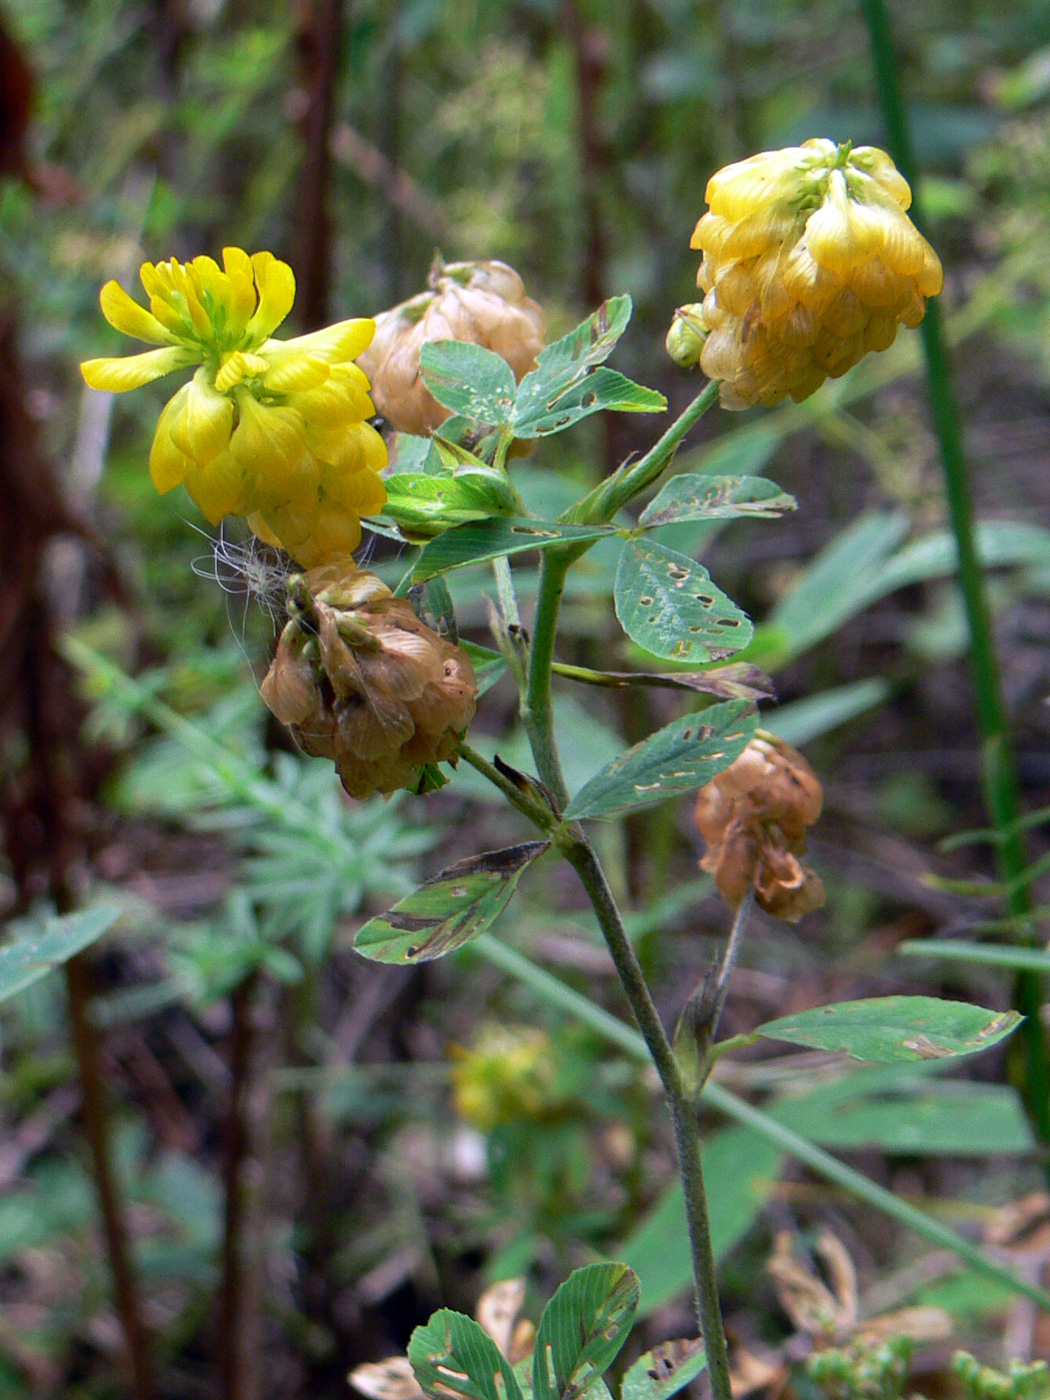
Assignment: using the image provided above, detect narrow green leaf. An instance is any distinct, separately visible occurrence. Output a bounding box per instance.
[532,1263,639,1400]
[899,939,1050,973]
[618,1127,781,1315]
[412,519,614,580]
[564,700,756,821]
[0,906,122,1002]
[639,474,797,528]
[621,1342,706,1400]
[615,539,752,664]
[354,843,548,964]
[763,679,890,747]
[755,996,1022,1063]
[419,341,517,426]
[410,1309,524,1400]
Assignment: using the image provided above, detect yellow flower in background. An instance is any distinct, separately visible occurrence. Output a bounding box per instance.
[689,140,943,409]
[80,248,387,567]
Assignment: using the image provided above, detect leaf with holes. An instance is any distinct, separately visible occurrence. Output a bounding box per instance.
[412,519,614,580]
[531,1263,640,1400]
[639,474,797,528]
[419,340,518,426]
[409,1309,524,1400]
[0,906,122,1003]
[755,997,1022,1063]
[512,298,665,437]
[615,538,752,663]
[621,1342,707,1400]
[354,843,548,963]
[564,701,756,821]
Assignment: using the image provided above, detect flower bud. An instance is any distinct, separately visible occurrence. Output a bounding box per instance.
[665,303,710,369]
[260,563,477,799]
[358,258,546,435]
[694,731,825,921]
[690,140,943,409]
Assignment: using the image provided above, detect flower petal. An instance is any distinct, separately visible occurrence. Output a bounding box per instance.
[272,317,375,366]
[99,281,177,345]
[149,386,192,492]
[246,252,296,343]
[261,352,331,392]
[222,247,258,332]
[81,345,193,391]
[168,371,234,468]
[185,449,248,525]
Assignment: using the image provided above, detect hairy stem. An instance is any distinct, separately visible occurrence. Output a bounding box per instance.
[862,0,1050,1149]
[65,956,156,1400]
[522,550,572,810]
[562,838,733,1400]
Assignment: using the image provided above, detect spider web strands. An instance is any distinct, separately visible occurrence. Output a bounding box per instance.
[470,933,1050,1314]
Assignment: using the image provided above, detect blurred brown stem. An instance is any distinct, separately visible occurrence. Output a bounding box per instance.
[295,0,345,328]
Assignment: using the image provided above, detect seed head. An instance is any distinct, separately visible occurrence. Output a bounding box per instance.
[694,731,825,921]
[358,258,546,435]
[261,562,477,800]
[691,140,943,409]
[81,248,387,567]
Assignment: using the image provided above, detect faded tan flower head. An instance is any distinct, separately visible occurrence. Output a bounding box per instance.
[694,731,825,921]
[690,139,943,409]
[261,563,477,800]
[358,258,546,435]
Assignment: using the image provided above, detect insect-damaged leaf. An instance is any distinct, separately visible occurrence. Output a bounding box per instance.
[564,701,756,821]
[412,519,614,580]
[419,341,518,426]
[531,1263,639,1400]
[755,996,1023,1064]
[354,843,548,964]
[639,474,796,528]
[615,538,753,664]
[409,1309,524,1400]
[0,906,122,1003]
[555,661,774,704]
[621,1342,707,1400]
[512,297,665,437]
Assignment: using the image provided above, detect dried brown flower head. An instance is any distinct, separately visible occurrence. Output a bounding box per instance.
[358,258,546,436]
[261,563,477,800]
[694,731,825,921]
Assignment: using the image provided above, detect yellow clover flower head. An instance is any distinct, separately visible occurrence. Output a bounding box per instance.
[690,140,944,409]
[80,248,387,568]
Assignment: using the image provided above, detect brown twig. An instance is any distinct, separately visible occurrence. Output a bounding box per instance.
[294,0,346,328]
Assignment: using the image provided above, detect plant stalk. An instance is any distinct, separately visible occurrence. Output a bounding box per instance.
[521,549,573,811]
[862,0,1050,1148]
[65,955,156,1400]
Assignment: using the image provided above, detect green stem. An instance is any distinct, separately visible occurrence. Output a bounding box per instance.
[470,932,1050,1313]
[457,741,556,829]
[561,837,734,1400]
[522,550,573,811]
[862,0,1050,1149]
[578,379,721,523]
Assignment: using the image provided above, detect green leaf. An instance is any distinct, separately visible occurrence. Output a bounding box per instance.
[899,940,1050,973]
[383,468,519,539]
[412,519,615,580]
[620,1343,706,1400]
[512,298,665,437]
[513,368,665,437]
[0,906,122,1002]
[354,843,548,964]
[639,474,796,528]
[410,1309,524,1400]
[771,1074,1035,1155]
[564,700,756,821]
[419,341,518,426]
[531,1263,639,1400]
[460,641,509,696]
[614,538,752,664]
[755,996,1022,1063]
[618,1126,781,1316]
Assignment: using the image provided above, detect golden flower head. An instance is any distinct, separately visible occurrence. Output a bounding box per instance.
[80,248,387,568]
[449,1025,558,1132]
[690,140,943,409]
[694,731,825,922]
[260,561,477,800]
[357,257,546,436]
